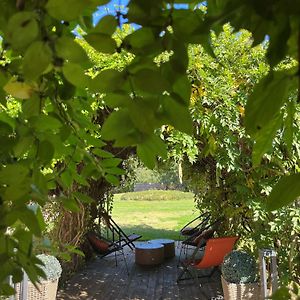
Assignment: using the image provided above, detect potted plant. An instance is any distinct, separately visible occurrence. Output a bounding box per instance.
[221,250,260,300]
[17,254,62,300]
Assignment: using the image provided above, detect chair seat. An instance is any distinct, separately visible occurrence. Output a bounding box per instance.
[181,227,199,236]
[177,236,239,283]
[127,233,142,241]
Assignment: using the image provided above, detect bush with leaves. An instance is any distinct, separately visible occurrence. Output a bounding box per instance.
[36,254,62,281]
[165,24,300,286]
[221,250,257,284]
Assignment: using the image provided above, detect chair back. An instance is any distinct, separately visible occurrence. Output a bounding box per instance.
[195,236,239,269]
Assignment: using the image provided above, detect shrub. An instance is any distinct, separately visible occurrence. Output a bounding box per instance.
[37,254,62,281]
[118,190,194,201]
[221,250,257,284]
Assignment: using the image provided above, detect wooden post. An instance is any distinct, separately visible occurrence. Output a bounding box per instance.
[259,249,278,299]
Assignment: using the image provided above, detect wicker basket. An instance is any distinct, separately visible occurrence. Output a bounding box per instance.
[15,279,59,300]
[221,276,260,300]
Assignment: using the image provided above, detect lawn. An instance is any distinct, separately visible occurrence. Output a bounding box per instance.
[112,190,197,240]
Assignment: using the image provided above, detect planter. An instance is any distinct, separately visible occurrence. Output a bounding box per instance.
[221,276,260,300]
[16,278,59,300]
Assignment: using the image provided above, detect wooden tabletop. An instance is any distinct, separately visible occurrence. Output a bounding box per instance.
[149,239,175,245]
[135,242,164,250]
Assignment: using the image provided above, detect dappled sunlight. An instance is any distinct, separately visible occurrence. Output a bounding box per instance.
[58,243,224,299]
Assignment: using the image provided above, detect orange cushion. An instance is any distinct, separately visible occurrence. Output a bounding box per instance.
[87,234,110,253]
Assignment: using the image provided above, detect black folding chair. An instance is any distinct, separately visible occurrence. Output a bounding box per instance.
[87,231,129,274]
[178,217,222,263]
[100,211,142,250]
[179,212,211,239]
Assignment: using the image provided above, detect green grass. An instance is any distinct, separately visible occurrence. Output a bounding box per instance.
[112,190,197,240]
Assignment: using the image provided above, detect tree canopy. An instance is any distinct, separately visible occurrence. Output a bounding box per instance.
[0,0,300,296]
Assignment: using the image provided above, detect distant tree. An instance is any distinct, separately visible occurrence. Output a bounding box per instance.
[164,24,300,285]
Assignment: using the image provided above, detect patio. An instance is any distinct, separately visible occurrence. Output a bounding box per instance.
[57,242,224,300]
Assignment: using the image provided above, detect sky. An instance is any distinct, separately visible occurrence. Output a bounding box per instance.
[93,0,191,26]
[93,0,129,26]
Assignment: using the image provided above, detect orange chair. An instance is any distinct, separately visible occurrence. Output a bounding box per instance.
[177,236,239,283]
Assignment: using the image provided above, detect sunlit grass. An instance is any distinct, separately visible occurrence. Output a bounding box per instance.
[112,190,197,240]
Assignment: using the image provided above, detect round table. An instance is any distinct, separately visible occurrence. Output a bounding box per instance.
[149,239,175,259]
[135,242,164,265]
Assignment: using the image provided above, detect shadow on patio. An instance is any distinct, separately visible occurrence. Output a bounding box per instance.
[57,242,224,300]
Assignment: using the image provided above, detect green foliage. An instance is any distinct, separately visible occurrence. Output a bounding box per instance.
[221,250,257,284]
[165,24,300,285]
[0,0,300,295]
[266,174,300,210]
[118,190,193,201]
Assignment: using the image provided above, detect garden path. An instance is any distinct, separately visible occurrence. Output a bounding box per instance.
[57,242,224,300]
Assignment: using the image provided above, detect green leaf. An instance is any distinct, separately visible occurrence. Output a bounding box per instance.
[267,15,291,66]
[252,115,282,166]
[101,109,135,141]
[73,173,89,186]
[0,71,8,104]
[172,75,191,105]
[22,94,40,117]
[270,286,291,300]
[89,69,125,93]
[82,134,106,147]
[104,167,125,175]
[60,196,80,212]
[132,68,169,94]
[37,140,54,165]
[35,207,47,233]
[245,71,291,136]
[14,136,34,157]
[283,100,295,151]
[46,0,93,21]
[104,93,130,108]
[137,134,167,169]
[92,148,114,158]
[4,79,33,99]
[0,112,16,130]
[23,41,52,80]
[172,9,205,42]
[6,12,39,50]
[93,15,118,35]
[3,182,31,203]
[105,174,120,186]
[18,208,43,236]
[128,100,158,134]
[30,115,62,131]
[0,164,29,185]
[266,174,300,211]
[58,77,76,100]
[61,170,73,188]
[73,192,94,204]
[124,27,156,51]
[100,158,122,168]
[137,143,156,169]
[62,62,89,88]
[85,33,117,54]
[162,96,193,134]
[55,36,89,63]
[1,283,15,296]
